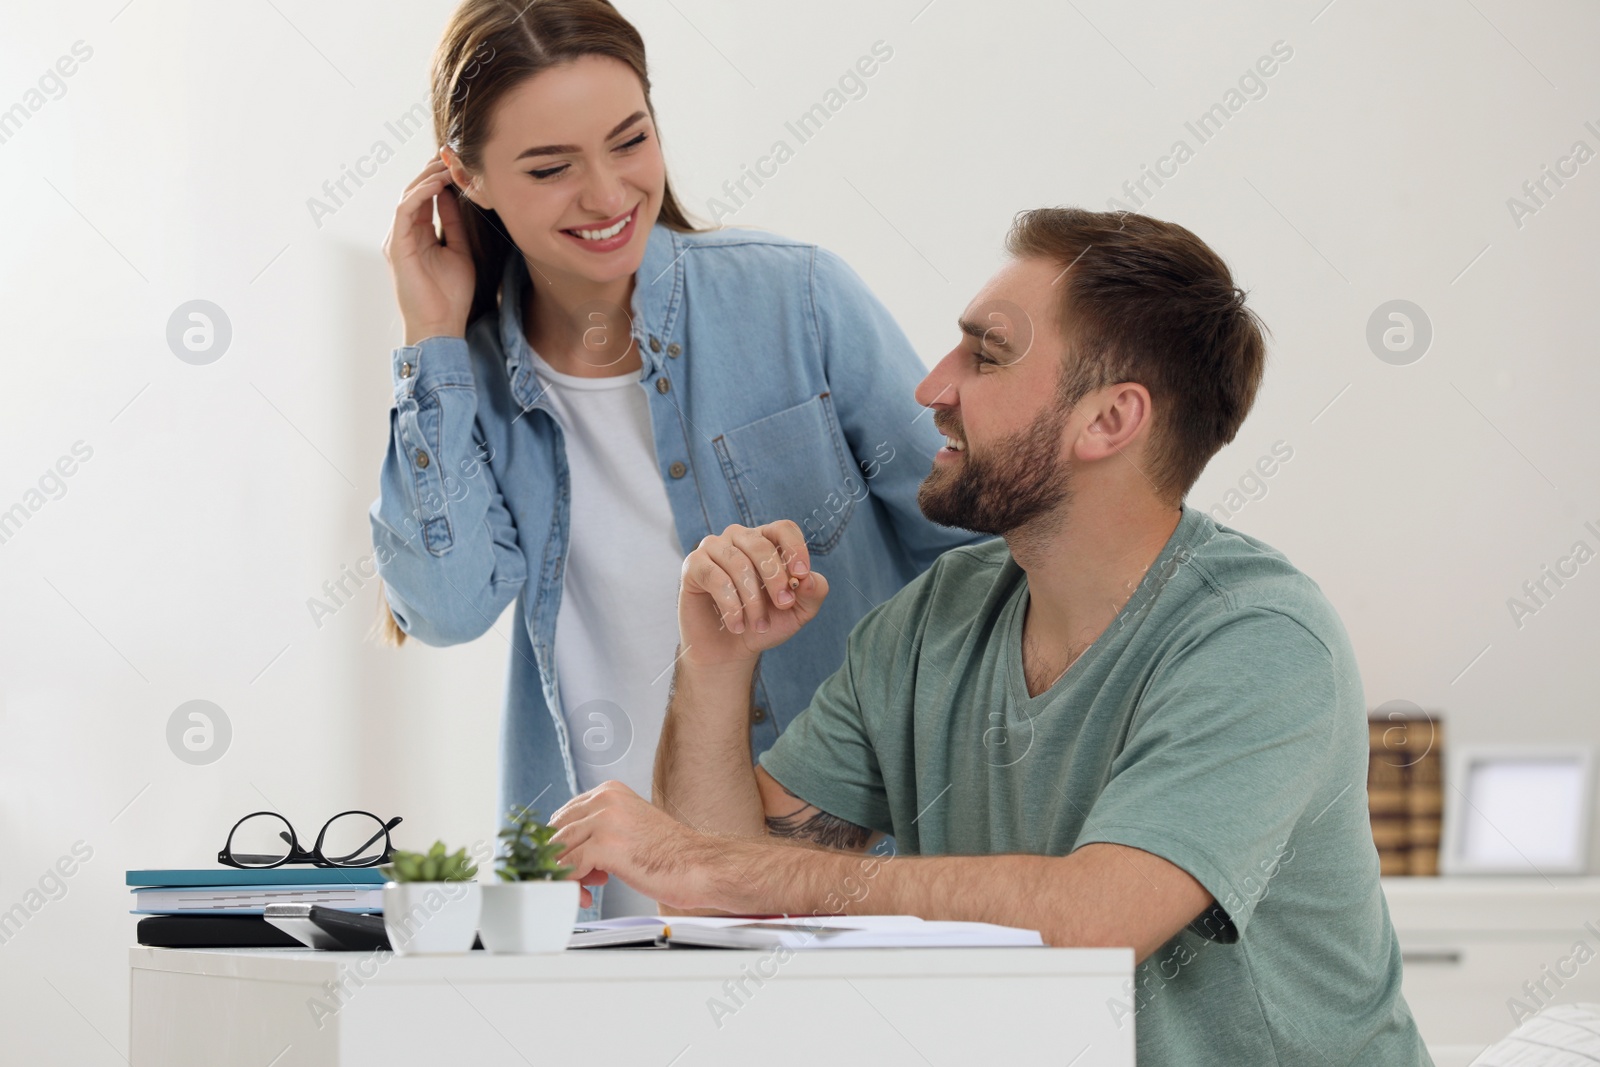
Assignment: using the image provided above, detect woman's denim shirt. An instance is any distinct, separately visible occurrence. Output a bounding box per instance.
[369,223,984,826]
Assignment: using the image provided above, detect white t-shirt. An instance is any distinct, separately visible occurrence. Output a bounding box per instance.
[529,351,685,918]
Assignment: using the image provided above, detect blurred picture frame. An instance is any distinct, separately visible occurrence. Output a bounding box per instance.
[1441,745,1594,876]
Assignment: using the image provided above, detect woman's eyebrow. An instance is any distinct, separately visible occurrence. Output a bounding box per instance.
[514,110,648,161]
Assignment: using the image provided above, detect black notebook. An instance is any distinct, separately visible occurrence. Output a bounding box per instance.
[136,914,304,948]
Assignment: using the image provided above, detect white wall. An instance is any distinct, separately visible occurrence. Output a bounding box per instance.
[0,0,1595,1061]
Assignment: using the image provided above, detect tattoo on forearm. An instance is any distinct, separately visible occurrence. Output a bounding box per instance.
[765,784,871,851]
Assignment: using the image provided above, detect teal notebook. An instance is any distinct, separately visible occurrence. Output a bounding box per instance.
[127,867,386,888]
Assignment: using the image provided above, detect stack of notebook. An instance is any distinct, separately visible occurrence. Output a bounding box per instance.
[129,867,386,948]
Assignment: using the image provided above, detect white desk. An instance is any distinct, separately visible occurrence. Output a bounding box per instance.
[129,945,1134,1066]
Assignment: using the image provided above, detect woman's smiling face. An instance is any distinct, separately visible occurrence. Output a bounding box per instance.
[456,54,666,286]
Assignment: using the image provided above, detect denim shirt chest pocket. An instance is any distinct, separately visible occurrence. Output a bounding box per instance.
[711,392,860,554]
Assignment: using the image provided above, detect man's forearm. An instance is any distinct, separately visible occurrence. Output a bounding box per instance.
[653,656,765,837]
[714,843,1053,933]
[710,840,1209,960]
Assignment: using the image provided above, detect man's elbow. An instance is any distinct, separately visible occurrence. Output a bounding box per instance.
[1046,923,1171,964]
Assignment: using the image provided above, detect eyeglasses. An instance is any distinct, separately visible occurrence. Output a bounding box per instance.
[217,810,403,869]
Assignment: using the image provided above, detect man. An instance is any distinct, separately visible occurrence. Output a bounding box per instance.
[549,208,1431,1064]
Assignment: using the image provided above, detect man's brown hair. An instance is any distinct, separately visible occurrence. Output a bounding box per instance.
[1006,208,1267,502]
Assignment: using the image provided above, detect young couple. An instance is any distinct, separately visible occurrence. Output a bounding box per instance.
[370,2,1429,1061]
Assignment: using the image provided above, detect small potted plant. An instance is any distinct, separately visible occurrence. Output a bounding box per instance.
[379,841,481,955]
[478,808,579,953]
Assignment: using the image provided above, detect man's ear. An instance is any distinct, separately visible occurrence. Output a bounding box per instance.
[1074,382,1152,462]
[440,146,491,211]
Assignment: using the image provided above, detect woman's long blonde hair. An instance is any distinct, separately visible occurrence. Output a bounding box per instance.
[372,0,701,647]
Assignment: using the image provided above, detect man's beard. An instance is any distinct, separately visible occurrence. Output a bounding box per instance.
[917,397,1072,535]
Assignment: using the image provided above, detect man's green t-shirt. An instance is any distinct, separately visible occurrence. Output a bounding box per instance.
[759,506,1431,1066]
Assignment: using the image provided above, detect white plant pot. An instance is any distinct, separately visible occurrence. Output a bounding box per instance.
[381,881,481,955]
[478,880,580,954]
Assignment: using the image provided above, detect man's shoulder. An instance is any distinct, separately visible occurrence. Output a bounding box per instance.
[853,538,1014,641]
[1174,512,1356,670]
[905,537,1013,602]
[931,535,1012,569]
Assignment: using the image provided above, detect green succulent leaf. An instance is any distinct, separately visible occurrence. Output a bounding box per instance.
[492,808,574,882]
[383,840,479,883]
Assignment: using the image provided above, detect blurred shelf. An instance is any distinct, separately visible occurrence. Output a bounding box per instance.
[1383,876,1600,933]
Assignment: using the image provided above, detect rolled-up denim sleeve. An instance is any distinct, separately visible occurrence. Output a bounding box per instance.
[808,247,989,570]
[368,336,527,645]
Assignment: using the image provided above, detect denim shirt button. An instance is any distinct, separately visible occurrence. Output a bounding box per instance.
[400,361,413,378]
[668,461,687,479]
[750,706,768,724]
[415,450,430,469]
[649,336,662,353]
[656,377,671,395]
[666,343,681,358]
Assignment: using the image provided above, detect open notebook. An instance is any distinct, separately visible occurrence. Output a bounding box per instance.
[571,915,1043,950]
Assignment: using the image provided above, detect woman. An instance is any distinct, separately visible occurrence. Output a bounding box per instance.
[370,0,981,917]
